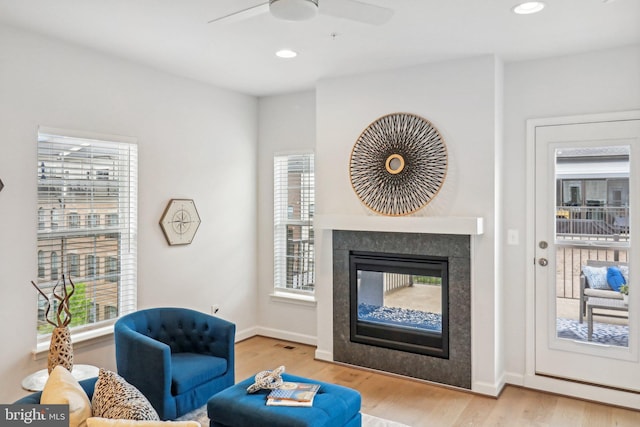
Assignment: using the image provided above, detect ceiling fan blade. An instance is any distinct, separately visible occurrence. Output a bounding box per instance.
[320,0,393,25]
[208,2,270,24]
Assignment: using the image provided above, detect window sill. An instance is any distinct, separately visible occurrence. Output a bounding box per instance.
[32,325,115,360]
[269,291,317,307]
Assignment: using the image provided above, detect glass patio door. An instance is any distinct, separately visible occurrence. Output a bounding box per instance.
[534,117,640,391]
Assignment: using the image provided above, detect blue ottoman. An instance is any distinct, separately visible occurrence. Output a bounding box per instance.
[207,373,361,427]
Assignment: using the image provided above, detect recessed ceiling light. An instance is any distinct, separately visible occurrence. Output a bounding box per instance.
[513,1,545,15]
[276,49,297,59]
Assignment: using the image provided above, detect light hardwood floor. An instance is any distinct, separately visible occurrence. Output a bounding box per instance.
[236,336,640,427]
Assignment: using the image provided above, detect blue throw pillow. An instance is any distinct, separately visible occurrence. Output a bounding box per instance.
[582,266,610,290]
[607,266,626,292]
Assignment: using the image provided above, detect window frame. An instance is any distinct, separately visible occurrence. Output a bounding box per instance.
[273,152,315,296]
[35,126,137,348]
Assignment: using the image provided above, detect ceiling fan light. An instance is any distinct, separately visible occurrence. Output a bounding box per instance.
[270,0,319,21]
[512,2,545,15]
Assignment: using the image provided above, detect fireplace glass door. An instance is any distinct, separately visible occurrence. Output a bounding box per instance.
[349,251,449,358]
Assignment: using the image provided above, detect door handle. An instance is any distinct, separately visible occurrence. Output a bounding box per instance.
[538,258,548,267]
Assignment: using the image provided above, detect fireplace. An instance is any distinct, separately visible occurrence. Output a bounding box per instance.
[350,251,449,358]
[333,230,471,389]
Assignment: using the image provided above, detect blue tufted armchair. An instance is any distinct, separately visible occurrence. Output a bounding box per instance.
[114,307,235,420]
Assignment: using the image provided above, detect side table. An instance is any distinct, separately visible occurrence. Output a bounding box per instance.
[21,364,99,392]
[586,297,629,341]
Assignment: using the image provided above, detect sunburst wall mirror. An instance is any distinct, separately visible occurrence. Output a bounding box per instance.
[349,113,448,216]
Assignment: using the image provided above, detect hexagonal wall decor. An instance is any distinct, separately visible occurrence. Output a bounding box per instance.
[159,199,201,245]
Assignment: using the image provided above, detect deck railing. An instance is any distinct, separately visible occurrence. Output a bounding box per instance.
[556,206,629,236]
[383,273,413,294]
[556,245,628,299]
[552,207,629,299]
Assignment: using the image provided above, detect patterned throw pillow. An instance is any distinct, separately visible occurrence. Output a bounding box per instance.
[582,266,611,290]
[619,265,630,283]
[92,369,160,421]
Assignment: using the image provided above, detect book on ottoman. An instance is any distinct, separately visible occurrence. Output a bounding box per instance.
[266,382,320,406]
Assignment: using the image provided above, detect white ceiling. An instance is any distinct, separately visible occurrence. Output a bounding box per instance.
[0,0,638,96]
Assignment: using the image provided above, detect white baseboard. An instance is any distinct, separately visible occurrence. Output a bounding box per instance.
[252,326,317,347]
[504,371,525,387]
[523,374,640,411]
[314,349,333,362]
[473,374,506,397]
[235,326,259,343]
[237,326,329,360]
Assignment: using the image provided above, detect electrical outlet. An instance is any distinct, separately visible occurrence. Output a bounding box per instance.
[211,304,220,315]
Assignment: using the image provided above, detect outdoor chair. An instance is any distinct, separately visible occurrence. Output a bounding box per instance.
[579,260,627,323]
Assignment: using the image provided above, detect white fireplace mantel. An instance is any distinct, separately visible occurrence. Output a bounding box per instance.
[315,214,484,235]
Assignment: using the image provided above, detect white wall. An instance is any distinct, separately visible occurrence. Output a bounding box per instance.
[256,91,317,344]
[3,18,637,406]
[314,56,504,394]
[0,24,258,403]
[503,45,640,382]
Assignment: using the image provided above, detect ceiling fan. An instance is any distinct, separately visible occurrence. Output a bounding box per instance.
[208,0,394,26]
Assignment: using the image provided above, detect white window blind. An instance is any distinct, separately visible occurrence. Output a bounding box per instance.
[274,153,315,293]
[36,128,137,342]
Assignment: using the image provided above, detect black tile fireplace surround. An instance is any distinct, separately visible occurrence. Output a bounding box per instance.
[333,230,471,389]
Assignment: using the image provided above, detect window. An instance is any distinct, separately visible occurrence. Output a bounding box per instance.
[104,305,118,320]
[68,212,80,228]
[106,256,118,282]
[38,251,45,278]
[36,127,137,341]
[67,253,79,277]
[87,213,100,228]
[274,153,315,293]
[51,208,59,230]
[51,252,59,281]
[38,208,45,230]
[106,213,119,226]
[86,255,96,278]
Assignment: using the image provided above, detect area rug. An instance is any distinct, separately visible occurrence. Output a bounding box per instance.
[556,317,628,347]
[176,405,410,426]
